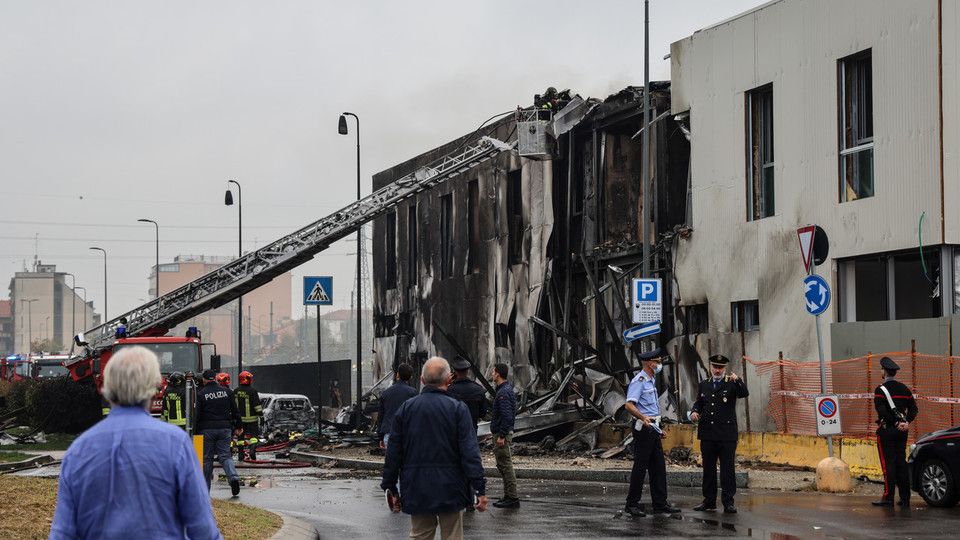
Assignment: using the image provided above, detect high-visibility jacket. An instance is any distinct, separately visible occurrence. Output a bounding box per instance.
[162,386,187,427]
[234,384,263,424]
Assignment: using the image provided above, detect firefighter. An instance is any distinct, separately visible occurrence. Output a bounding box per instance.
[216,372,231,388]
[161,371,188,430]
[233,370,263,460]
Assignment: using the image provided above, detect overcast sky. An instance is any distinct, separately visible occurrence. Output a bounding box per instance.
[0,0,767,321]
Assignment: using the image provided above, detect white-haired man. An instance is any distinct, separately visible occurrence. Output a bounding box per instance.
[50,346,221,540]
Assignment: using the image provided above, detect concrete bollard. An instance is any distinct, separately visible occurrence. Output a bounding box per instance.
[816,456,852,492]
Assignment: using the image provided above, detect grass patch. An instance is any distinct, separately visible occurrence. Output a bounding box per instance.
[0,451,34,463]
[0,476,282,539]
[0,432,76,451]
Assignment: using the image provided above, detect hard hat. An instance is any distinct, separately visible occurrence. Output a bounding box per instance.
[216,372,231,387]
[239,371,253,385]
[167,372,185,386]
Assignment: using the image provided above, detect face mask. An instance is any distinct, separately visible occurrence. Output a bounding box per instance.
[654,363,663,375]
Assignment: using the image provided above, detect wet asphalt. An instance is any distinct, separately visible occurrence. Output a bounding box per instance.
[213,467,960,539]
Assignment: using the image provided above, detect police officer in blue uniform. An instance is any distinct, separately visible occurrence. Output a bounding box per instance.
[690,355,749,513]
[623,347,681,517]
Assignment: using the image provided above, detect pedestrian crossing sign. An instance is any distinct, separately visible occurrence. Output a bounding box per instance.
[303,276,333,306]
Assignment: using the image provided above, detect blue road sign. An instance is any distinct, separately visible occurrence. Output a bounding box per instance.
[623,321,661,343]
[818,398,837,418]
[303,276,333,306]
[803,274,830,315]
[631,278,662,324]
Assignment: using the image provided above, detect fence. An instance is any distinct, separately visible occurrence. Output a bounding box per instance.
[751,347,960,442]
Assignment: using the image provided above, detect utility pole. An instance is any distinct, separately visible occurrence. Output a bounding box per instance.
[641,0,651,279]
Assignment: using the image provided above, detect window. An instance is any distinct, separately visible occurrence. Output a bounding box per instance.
[853,257,888,321]
[731,300,760,331]
[746,84,774,219]
[440,194,454,278]
[839,249,942,322]
[385,211,397,287]
[684,303,709,334]
[407,205,417,286]
[839,50,874,201]
[507,169,523,265]
[158,263,180,272]
[467,179,480,273]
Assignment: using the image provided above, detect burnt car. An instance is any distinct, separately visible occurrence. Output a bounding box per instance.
[908,426,960,507]
[261,393,317,435]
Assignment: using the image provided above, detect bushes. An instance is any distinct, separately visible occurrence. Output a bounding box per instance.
[0,378,101,435]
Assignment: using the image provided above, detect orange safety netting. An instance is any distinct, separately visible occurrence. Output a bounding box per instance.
[747,351,960,442]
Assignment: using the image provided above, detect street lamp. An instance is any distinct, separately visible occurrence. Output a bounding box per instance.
[89,247,107,321]
[338,111,363,427]
[137,219,159,299]
[225,179,243,373]
[63,272,77,342]
[20,298,37,353]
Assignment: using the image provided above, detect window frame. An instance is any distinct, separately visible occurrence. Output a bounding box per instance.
[731,300,760,332]
[746,83,775,220]
[439,193,454,279]
[838,49,874,202]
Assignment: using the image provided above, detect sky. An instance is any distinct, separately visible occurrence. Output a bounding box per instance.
[0,0,769,321]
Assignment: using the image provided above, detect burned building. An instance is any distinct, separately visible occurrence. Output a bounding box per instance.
[371,86,690,420]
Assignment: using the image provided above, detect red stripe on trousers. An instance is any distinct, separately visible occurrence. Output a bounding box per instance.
[877,441,889,498]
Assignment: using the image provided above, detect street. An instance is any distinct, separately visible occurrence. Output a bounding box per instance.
[216,467,960,538]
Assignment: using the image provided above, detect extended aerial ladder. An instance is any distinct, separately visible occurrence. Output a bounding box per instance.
[66,135,514,377]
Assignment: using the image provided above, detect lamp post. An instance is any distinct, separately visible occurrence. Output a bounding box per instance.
[225,180,243,373]
[89,247,107,321]
[339,111,363,427]
[75,287,87,331]
[137,219,160,299]
[63,272,76,342]
[20,298,37,352]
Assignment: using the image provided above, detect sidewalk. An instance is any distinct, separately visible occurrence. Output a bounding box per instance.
[269,512,318,540]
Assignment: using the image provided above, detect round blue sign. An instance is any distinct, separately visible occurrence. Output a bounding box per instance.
[803,274,831,315]
[818,398,837,418]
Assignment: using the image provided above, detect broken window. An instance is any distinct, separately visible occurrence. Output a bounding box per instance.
[385,211,397,287]
[839,50,874,201]
[731,300,759,332]
[407,204,417,286]
[838,249,941,322]
[746,84,774,220]
[685,303,709,334]
[440,193,454,279]
[507,169,523,265]
[853,257,888,321]
[467,179,480,273]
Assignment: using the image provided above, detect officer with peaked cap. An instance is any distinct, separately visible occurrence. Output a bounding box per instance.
[872,356,918,507]
[446,356,488,429]
[690,355,749,513]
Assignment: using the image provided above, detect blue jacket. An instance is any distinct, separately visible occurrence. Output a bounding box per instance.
[377,380,418,438]
[380,387,486,515]
[490,381,516,437]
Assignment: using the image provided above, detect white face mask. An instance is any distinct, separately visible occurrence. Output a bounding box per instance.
[654,363,663,375]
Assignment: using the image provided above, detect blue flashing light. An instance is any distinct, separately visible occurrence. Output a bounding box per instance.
[115,325,127,338]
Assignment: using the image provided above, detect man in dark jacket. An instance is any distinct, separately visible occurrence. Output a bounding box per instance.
[690,355,749,513]
[381,357,488,540]
[490,363,519,509]
[378,363,418,449]
[872,356,918,507]
[196,369,242,496]
[446,356,488,429]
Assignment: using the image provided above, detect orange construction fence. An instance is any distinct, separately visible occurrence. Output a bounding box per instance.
[748,350,960,442]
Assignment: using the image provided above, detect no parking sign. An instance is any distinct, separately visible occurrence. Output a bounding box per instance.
[815,395,842,436]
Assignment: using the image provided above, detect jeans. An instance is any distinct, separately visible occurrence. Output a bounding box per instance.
[202,428,238,489]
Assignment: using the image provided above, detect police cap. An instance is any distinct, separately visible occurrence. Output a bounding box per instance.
[709,355,730,368]
[451,356,471,371]
[638,347,672,365]
[201,369,217,380]
[880,356,900,372]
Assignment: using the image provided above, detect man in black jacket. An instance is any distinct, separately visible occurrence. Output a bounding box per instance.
[491,363,519,509]
[446,356,487,429]
[196,369,242,496]
[381,357,487,540]
[378,363,418,449]
[872,356,918,507]
[690,355,749,513]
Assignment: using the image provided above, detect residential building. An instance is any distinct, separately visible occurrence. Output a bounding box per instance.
[8,262,99,353]
[0,300,13,353]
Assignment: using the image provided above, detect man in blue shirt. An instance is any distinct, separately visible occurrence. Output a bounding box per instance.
[51,346,221,540]
[623,347,681,517]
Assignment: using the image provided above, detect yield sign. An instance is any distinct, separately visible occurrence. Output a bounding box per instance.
[797,225,816,273]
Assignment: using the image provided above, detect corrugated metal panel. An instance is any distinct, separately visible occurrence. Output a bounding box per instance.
[944,1,960,243]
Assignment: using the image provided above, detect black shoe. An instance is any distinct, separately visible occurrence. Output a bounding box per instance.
[229,479,240,497]
[897,500,910,507]
[693,503,717,512]
[871,500,893,507]
[623,504,646,517]
[465,505,476,512]
[493,497,520,509]
[723,505,738,514]
[652,503,682,514]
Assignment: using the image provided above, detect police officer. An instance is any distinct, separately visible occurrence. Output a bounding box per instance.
[196,368,242,497]
[233,370,263,460]
[446,356,488,429]
[872,356,918,507]
[623,348,681,517]
[161,371,188,430]
[690,355,749,513]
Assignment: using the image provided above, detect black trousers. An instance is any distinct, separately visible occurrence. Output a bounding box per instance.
[877,427,909,502]
[701,439,737,506]
[626,426,668,507]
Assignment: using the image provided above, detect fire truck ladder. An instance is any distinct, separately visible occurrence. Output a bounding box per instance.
[68,135,514,364]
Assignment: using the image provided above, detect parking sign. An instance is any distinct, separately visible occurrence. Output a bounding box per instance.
[815,395,842,436]
[631,278,662,324]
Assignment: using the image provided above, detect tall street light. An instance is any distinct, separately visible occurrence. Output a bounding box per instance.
[137,219,160,300]
[20,298,37,352]
[89,247,107,321]
[225,180,243,373]
[339,111,362,427]
[63,272,76,342]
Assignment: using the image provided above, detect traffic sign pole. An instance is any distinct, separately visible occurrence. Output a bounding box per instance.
[811,263,833,457]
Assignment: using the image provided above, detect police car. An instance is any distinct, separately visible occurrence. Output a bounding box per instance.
[908,425,960,507]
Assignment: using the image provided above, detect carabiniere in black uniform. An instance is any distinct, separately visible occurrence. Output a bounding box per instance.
[872,356,918,507]
[690,354,748,513]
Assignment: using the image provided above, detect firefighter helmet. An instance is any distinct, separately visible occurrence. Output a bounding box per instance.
[216,372,231,387]
[167,371,185,387]
[239,371,253,385]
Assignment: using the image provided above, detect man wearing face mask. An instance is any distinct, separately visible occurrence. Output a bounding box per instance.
[623,347,681,517]
[690,355,749,513]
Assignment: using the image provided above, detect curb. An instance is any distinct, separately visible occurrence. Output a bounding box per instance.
[290,450,748,488]
[268,512,318,540]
